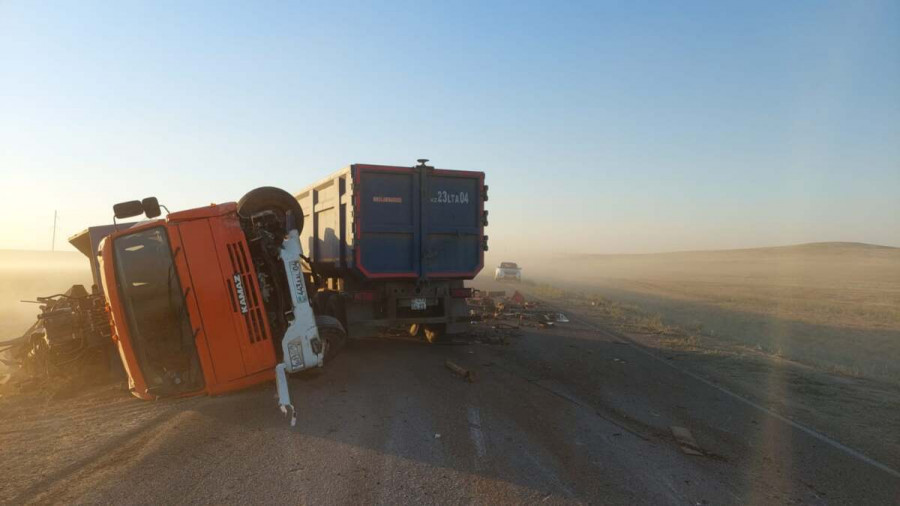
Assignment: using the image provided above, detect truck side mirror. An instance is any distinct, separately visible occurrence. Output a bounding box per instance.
[142,197,161,219]
[113,200,144,219]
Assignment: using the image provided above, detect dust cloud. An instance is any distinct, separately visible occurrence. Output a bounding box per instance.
[485,242,900,383]
[0,250,93,341]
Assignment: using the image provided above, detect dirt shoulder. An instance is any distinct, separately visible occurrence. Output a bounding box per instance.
[519,285,900,472]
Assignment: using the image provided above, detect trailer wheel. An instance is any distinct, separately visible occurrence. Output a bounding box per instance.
[325,294,348,333]
[316,315,347,360]
[237,186,305,234]
[423,324,447,344]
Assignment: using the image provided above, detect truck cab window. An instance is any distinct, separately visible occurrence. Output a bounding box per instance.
[113,227,203,395]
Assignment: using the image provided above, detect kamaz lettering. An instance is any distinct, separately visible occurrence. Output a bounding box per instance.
[233,274,249,314]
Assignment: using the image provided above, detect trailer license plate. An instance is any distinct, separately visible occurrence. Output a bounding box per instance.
[411,298,427,310]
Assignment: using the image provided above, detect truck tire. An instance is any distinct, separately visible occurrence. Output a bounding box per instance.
[237,186,305,234]
[423,324,447,344]
[325,293,348,333]
[316,315,347,360]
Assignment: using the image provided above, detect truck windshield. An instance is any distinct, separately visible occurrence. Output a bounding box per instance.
[114,227,203,395]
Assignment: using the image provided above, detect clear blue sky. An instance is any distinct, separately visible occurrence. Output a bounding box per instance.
[1,1,898,257]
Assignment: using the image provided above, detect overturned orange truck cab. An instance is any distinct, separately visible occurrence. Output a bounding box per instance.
[98,188,343,422]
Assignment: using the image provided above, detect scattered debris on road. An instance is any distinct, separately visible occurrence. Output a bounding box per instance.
[671,426,704,456]
[465,289,569,339]
[0,284,117,396]
[445,359,475,383]
[468,322,519,345]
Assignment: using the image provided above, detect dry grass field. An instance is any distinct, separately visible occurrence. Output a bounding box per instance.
[525,242,900,383]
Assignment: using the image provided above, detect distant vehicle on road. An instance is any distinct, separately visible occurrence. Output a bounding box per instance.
[494,261,522,282]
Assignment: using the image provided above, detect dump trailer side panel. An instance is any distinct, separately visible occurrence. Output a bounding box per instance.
[296,168,352,278]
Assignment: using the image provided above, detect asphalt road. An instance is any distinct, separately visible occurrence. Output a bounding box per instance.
[3,300,900,504]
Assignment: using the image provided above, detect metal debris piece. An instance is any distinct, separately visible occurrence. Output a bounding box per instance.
[0,284,116,394]
[671,426,704,456]
[466,319,519,345]
[445,359,475,383]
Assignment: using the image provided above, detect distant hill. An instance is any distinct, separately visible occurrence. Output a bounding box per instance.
[520,241,900,289]
[577,242,900,260]
[760,241,899,251]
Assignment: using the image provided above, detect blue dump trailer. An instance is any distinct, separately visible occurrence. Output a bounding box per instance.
[295,160,488,342]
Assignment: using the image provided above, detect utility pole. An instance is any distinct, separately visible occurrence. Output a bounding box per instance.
[51,210,57,252]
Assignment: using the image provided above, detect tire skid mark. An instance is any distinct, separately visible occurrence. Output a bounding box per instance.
[11,406,181,504]
[520,446,578,499]
[531,291,900,480]
[467,405,487,459]
[490,360,663,444]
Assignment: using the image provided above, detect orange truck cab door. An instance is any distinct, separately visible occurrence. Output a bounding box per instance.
[174,217,277,387]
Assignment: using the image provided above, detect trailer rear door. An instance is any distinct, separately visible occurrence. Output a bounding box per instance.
[353,164,485,280]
